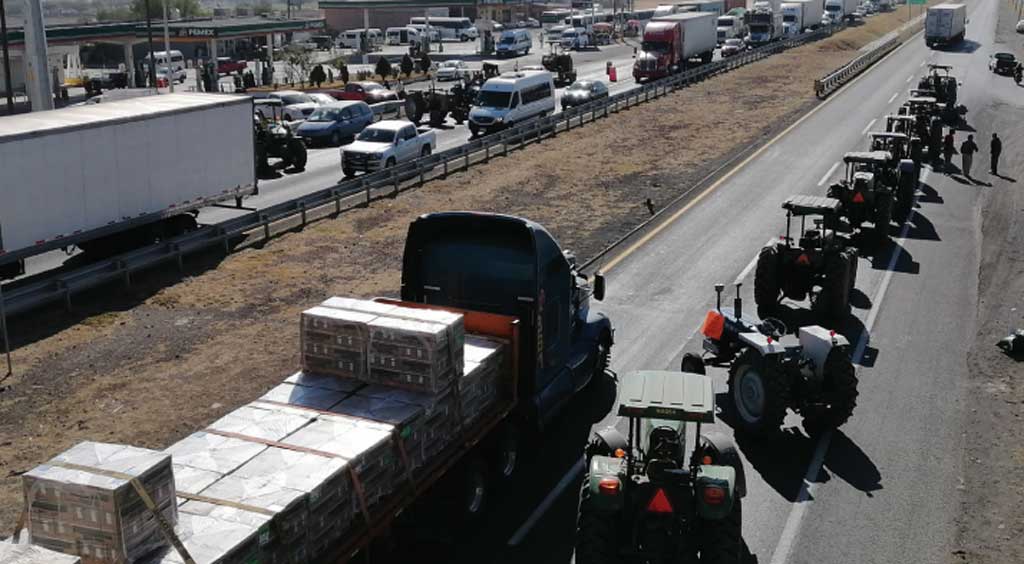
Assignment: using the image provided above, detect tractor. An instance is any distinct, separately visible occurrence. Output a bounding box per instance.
[886,114,937,162]
[753,195,858,320]
[867,132,918,220]
[683,284,858,436]
[253,108,307,175]
[577,370,745,564]
[916,64,967,121]
[826,151,897,243]
[542,49,578,86]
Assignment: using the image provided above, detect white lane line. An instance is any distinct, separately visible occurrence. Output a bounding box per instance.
[507,457,584,546]
[906,74,914,83]
[861,118,877,135]
[818,162,840,186]
[769,166,928,564]
[920,60,926,67]
[887,92,899,104]
[735,239,776,285]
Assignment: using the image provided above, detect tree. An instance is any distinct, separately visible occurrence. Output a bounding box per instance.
[309,64,326,87]
[253,0,273,15]
[131,0,205,20]
[400,54,414,78]
[340,64,350,84]
[418,53,432,74]
[282,45,313,86]
[375,56,393,82]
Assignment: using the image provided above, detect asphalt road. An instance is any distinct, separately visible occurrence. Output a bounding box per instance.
[385,1,1005,562]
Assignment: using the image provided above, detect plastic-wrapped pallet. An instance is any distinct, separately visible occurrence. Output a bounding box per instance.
[299,307,375,379]
[355,384,458,465]
[0,543,82,564]
[459,336,507,427]
[258,382,352,411]
[164,432,266,479]
[329,393,429,473]
[21,442,177,564]
[141,500,272,564]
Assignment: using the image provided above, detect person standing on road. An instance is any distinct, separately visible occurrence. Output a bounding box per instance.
[943,131,956,171]
[960,134,979,178]
[990,133,1002,175]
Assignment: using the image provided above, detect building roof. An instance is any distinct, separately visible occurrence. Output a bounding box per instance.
[4,17,325,46]
[320,0,476,9]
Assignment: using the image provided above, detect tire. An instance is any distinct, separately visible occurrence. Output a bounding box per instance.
[896,172,915,221]
[343,166,356,178]
[575,472,617,564]
[289,139,307,170]
[699,497,742,564]
[872,192,892,244]
[681,353,706,375]
[753,245,781,318]
[803,348,858,434]
[727,349,790,435]
[815,251,851,320]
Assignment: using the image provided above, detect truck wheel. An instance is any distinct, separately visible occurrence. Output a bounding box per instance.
[754,245,781,319]
[385,157,396,169]
[343,166,356,178]
[421,145,432,157]
[815,251,851,320]
[699,497,742,564]
[803,349,858,435]
[575,472,617,564]
[727,349,790,435]
[872,192,892,245]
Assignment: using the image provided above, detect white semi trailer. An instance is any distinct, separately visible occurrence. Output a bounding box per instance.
[0,93,256,279]
[925,3,966,48]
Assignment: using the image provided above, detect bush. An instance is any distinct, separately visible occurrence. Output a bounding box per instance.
[400,54,415,77]
[309,64,326,87]
[375,56,393,81]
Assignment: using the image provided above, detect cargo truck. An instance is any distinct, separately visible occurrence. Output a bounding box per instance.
[925,3,966,48]
[823,0,858,23]
[781,0,822,34]
[716,14,746,42]
[634,12,718,81]
[747,0,785,44]
[0,93,256,280]
[677,0,726,17]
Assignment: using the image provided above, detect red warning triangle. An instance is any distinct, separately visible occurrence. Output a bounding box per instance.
[852,192,866,203]
[646,488,674,513]
[797,254,811,265]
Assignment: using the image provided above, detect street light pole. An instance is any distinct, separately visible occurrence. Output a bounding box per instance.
[145,0,158,91]
[163,0,173,92]
[0,0,14,113]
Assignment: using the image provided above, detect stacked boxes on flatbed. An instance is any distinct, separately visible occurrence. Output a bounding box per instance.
[0,543,83,564]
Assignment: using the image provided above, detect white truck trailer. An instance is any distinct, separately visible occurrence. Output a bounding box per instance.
[653,11,719,64]
[925,3,966,48]
[0,93,256,279]
[823,0,858,23]
[747,0,785,44]
[781,0,823,34]
[677,0,726,17]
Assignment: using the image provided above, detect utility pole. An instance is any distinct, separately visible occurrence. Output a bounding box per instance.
[1,0,14,113]
[23,0,53,110]
[0,282,11,386]
[163,0,173,92]
[145,0,157,90]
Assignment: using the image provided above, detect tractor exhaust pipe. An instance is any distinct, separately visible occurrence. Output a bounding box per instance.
[715,284,725,311]
[734,283,743,320]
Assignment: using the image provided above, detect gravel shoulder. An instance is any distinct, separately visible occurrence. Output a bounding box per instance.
[0,12,933,531]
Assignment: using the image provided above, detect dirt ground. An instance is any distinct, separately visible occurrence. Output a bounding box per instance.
[953,3,1024,562]
[0,12,928,532]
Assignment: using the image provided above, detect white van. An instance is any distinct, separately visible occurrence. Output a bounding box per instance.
[338,28,383,49]
[142,50,185,83]
[408,24,442,42]
[386,26,420,45]
[495,29,533,57]
[468,70,555,136]
[560,27,590,49]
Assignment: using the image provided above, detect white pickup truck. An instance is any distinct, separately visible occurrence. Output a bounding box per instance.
[340,120,436,176]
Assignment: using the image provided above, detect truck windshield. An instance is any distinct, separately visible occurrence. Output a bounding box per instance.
[308,108,344,122]
[824,5,839,12]
[641,40,671,54]
[419,237,535,314]
[783,14,797,22]
[717,17,732,25]
[478,90,512,108]
[357,128,396,142]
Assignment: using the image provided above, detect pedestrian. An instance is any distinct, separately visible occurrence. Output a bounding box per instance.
[990,133,1002,175]
[943,131,956,171]
[395,79,405,99]
[960,134,979,178]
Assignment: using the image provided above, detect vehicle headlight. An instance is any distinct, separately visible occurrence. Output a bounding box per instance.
[367,153,382,160]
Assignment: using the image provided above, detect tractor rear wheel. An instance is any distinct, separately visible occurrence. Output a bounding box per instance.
[896,173,915,220]
[753,245,781,319]
[575,472,617,564]
[873,192,892,244]
[847,250,859,293]
[803,348,859,435]
[727,350,791,435]
[699,497,742,564]
[814,252,851,320]
[288,139,307,171]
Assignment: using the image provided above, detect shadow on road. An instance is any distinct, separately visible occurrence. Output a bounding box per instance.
[728,423,819,502]
[945,39,982,54]
[823,430,883,496]
[903,210,940,241]
[917,181,944,204]
[992,173,1017,182]
[869,238,919,274]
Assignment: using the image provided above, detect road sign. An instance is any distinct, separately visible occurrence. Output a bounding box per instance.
[909,0,926,5]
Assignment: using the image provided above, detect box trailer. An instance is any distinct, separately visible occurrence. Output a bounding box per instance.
[0,93,256,279]
[782,0,823,34]
[823,0,858,23]
[925,3,966,48]
[677,0,726,17]
[653,12,718,62]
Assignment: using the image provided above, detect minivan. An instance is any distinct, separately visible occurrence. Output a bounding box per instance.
[142,50,186,83]
[386,26,421,45]
[468,70,555,136]
[495,29,533,57]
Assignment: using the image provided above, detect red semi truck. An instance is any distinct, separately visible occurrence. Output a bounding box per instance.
[633,12,718,82]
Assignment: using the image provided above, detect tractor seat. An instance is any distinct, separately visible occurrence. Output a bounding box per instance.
[800,229,822,250]
[853,171,874,184]
[648,426,683,461]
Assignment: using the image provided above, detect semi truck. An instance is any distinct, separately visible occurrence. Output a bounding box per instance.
[925,3,966,48]
[677,0,726,17]
[634,12,718,81]
[0,93,256,280]
[781,0,823,35]
[747,0,785,44]
[717,14,746,42]
[823,0,858,23]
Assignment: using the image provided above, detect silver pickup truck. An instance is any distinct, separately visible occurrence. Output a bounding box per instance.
[340,120,436,176]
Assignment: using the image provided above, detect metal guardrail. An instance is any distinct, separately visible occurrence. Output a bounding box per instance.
[1,26,836,321]
[814,34,901,98]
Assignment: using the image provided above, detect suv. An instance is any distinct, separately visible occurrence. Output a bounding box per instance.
[577,370,745,564]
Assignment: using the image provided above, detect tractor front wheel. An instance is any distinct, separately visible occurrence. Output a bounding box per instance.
[727,350,791,435]
[699,497,742,564]
[753,245,781,319]
[575,472,617,564]
[803,349,859,435]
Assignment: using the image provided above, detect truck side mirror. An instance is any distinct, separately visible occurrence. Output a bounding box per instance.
[593,273,606,301]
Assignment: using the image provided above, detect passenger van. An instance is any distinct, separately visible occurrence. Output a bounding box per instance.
[385,26,421,45]
[561,27,591,49]
[495,29,533,57]
[142,50,185,83]
[338,28,383,49]
[468,70,555,136]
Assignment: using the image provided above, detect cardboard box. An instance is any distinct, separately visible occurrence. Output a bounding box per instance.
[299,307,375,379]
[0,543,83,564]
[141,500,271,564]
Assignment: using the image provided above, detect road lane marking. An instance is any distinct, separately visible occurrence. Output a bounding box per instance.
[906,74,914,82]
[888,92,899,103]
[818,162,840,186]
[861,118,877,134]
[768,166,928,564]
[598,34,921,274]
[507,457,584,546]
[735,239,776,285]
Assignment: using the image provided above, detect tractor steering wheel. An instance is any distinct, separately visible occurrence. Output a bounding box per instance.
[757,317,788,340]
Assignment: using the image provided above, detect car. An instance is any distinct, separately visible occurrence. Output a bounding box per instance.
[295,101,375,146]
[989,52,1017,75]
[720,38,747,57]
[307,92,337,106]
[523,17,541,28]
[217,57,247,75]
[1017,18,1024,33]
[560,79,609,109]
[267,90,318,121]
[340,120,436,176]
[436,60,469,81]
[330,81,400,104]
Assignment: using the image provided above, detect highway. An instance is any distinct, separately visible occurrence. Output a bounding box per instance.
[383,0,1006,562]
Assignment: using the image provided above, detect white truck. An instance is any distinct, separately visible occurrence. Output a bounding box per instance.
[652,11,718,63]
[925,3,966,48]
[716,14,746,41]
[747,0,785,44]
[781,0,823,35]
[340,120,436,176]
[677,0,726,17]
[0,93,256,279]
[823,0,858,23]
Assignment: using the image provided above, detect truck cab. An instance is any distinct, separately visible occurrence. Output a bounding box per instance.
[634,21,681,81]
[400,212,613,429]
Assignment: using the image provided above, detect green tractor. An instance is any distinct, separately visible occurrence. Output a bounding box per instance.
[826,151,897,244]
[542,50,578,86]
[915,64,967,123]
[577,370,746,564]
[253,110,307,176]
[867,132,918,220]
[754,196,859,321]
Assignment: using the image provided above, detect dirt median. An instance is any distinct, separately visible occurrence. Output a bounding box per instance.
[0,9,935,532]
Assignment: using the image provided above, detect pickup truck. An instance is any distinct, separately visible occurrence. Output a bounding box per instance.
[340,119,435,176]
[216,57,247,75]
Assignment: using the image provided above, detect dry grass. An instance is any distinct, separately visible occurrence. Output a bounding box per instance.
[0,15,924,531]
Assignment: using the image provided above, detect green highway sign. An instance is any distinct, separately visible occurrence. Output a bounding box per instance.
[908,0,927,5]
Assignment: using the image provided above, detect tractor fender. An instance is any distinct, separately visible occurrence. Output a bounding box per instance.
[700,431,746,497]
[897,159,916,175]
[587,455,627,512]
[589,426,628,456]
[695,464,737,520]
[737,332,787,356]
[797,325,850,380]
